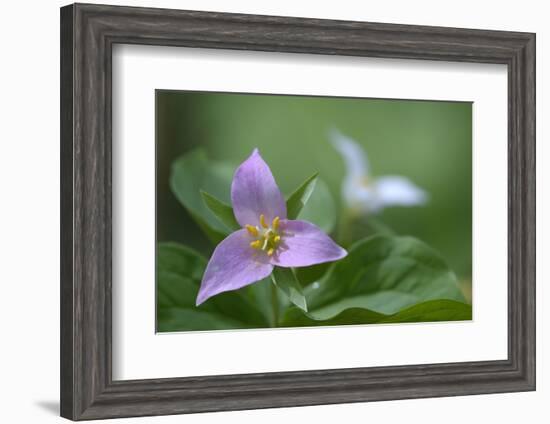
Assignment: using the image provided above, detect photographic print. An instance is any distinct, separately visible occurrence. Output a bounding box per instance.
[156,90,472,333]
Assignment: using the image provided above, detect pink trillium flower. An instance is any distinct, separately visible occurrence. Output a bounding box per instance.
[196,149,347,305]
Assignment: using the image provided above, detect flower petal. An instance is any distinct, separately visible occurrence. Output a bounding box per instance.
[271,220,347,268]
[329,129,369,178]
[196,229,274,305]
[342,177,375,212]
[231,149,286,227]
[373,176,428,209]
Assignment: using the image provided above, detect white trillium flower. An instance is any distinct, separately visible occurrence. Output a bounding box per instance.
[330,129,428,215]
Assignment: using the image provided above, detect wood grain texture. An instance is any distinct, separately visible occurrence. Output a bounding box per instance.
[60,4,75,419]
[60,3,536,420]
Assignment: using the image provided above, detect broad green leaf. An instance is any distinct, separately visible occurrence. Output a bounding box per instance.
[305,235,466,318]
[281,299,471,327]
[298,178,336,233]
[379,299,471,324]
[192,215,227,245]
[157,242,207,281]
[281,305,386,327]
[294,262,330,286]
[157,242,271,332]
[309,292,418,320]
[158,307,247,332]
[170,149,235,244]
[201,190,240,231]
[286,173,318,220]
[279,235,469,328]
[271,267,308,312]
[242,276,282,327]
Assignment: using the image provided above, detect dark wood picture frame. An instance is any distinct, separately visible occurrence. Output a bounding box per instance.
[60,3,536,420]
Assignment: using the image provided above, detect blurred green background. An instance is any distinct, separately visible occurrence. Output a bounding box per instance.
[156,90,472,287]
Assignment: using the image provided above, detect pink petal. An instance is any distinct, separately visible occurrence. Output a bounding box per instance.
[271,220,347,268]
[196,229,274,305]
[231,149,286,227]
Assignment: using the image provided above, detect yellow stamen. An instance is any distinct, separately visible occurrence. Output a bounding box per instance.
[250,240,261,249]
[245,224,258,236]
[274,235,281,243]
[267,248,274,256]
[272,216,280,230]
[259,214,268,228]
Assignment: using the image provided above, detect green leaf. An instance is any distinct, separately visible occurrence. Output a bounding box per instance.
[170,149,235,244]
[243,277,282,327]
[298,178,336,233]
[379,299,472,324]
[306,235,466,317]
[271,267,308,312]
[294,262,331,286]
[281,300,471,327]
[157,242,271,332]
[158,307,247,332]
[187,210,228,245]
[157,242,207,281]
[280,235,469,327]
[286,173,318,220]
[201,190,240,231]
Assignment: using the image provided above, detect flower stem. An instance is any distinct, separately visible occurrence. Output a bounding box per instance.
[270,281,279,327]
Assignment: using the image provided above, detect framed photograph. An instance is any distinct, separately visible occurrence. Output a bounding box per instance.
[60,3,535,420]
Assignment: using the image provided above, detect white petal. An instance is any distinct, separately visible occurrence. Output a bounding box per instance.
[373,176,428,209]
[329,128,369,178]
[342,177,377,212]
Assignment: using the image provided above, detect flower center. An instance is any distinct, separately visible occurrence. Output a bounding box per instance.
[246,214,281,256]
[359,175,371,187]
